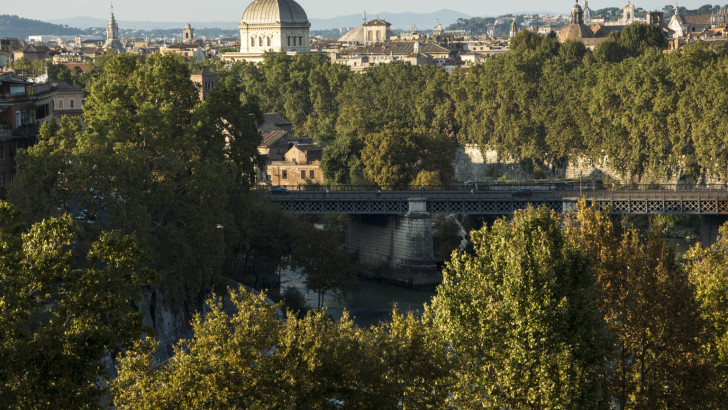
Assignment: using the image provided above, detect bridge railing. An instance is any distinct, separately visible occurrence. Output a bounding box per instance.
[258,181,728,193]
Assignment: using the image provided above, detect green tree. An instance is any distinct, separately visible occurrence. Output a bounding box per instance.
[684,224,728,407]
[425,206,610,408]
[567,200,710,408]
[361,125,455,189]
[9,53,265,305]
[290,225,357,309]
[615,22,668,57]
[112,289,452,408]
[0,201,152,408]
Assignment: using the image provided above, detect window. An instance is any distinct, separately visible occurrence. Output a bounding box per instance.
[301,170,306,179]
[259,38,263,46]
[58,99,64,108]
[0,146,3,159]
[299,36,303,46]
[70,99,75,108]
[251,37,255,47]
[287,37,291,46]
[282,170,288,180]
[309,170,315,179]
[267,37,271,47]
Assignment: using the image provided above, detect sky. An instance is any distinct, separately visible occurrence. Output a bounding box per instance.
[11,1,716,22]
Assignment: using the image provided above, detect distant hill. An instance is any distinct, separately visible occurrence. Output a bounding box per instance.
[50,17,239,31]
[0,15,82,38]
[310,9,470,31]
[52,10,471,32]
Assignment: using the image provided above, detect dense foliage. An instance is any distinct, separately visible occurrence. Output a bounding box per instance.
[10,53,275,304]
[0,202,152,407]
[426,206,611,408]
[112,291,452,408]
[7,23,728,408]
[110,204,728,408]
[199,27,728,184]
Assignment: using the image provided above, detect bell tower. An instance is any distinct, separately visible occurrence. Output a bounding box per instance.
[183,23,194,43]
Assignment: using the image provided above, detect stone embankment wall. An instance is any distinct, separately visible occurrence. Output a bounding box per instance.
[454,145,722,185]
[137,288,193,362]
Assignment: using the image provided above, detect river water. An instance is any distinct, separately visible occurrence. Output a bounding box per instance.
[280,268,437,327]
[280,238,697,328]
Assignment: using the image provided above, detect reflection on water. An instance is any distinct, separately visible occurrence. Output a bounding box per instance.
[280,268,437,327]
[280,237,696,328]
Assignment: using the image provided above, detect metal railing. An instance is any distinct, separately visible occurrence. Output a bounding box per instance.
[260,181,728,193]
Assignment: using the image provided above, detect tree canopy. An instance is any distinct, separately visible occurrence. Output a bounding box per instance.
[0,201,152,407]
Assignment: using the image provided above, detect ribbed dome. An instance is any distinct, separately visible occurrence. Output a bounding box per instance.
[559,24,594,42]
[242,0,309,25]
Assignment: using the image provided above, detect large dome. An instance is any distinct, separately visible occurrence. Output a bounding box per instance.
[559,24,594,42]
[242,0,309,25]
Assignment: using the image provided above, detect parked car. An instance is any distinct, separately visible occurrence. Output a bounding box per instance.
[512,188,533,198]
[268,186,289,193]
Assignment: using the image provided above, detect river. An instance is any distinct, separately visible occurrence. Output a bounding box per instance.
[280,268,437,327]
[280,237,698,328]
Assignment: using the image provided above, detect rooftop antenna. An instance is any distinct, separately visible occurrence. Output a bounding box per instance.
[363,11,367,24]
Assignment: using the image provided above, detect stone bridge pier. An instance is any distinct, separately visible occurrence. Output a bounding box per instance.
[345,198,440,286]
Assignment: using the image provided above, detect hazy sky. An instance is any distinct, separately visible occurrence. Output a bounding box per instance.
[13,1,713,22]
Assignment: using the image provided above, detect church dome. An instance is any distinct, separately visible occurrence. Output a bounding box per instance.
[559,23,594,42]
[241,0,309,25]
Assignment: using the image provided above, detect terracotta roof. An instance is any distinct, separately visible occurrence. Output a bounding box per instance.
[339,41,451,56]
[591,24,624,38]
[260,129,290,147]
[20,44,49,53]
[292,144,322,152]
[166,43,201,49]
[62,63,87,72]
[681,14,712,25]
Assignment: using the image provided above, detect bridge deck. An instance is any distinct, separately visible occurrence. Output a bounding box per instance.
[267,189,728,215]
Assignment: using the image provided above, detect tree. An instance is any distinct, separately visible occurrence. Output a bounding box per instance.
[10,53,266,305]
[0,201,152,408]
[566,199,710,408]
[361,125,455,189]
[290,225,357,309]
[425,206,610,408]
[616,22,668,57]
[112,289,452,408]
[684,224,728,407]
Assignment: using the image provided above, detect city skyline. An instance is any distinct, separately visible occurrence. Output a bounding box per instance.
[7,0,715,23]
